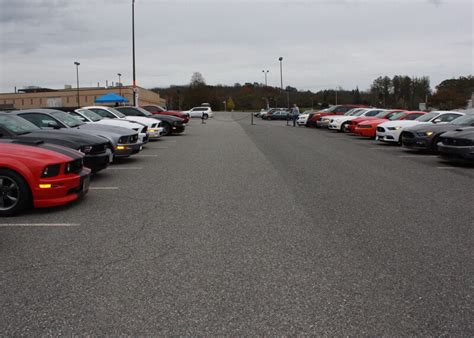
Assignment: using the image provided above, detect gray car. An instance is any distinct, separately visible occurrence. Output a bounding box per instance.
[9,109,142,159]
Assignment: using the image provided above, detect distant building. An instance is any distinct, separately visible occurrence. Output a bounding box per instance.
[0,85,165,110]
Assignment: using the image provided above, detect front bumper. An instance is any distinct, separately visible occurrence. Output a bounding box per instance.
[114,142,143,158]
[376,129,401,143]
[438,144,474,162]
[84,148,112,173]
[171,125,185,134]
[355,127,376,138]
[147,127,163,140]
[33,167,91,208]
[328,123,340,130]
[138,133,148,144]
[402,136,431,150]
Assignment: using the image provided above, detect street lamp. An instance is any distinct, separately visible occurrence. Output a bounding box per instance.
[74,61,80,107]
[132,0,137,106]
[278,57,283,90]
[262,70,269,86]
[117,73,122,96]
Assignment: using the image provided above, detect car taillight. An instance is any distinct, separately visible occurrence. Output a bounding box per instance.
[41,164,61,178]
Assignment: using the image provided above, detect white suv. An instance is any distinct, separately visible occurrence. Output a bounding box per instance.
[185,107,213,119]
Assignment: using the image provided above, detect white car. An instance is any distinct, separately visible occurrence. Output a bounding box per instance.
[297,110,314,126]
[71,108,148,143]
[319,108,365,128]
[83,106,163,140]
[376,111,465,144]
[328,109,385,131]
[184,106,213,119]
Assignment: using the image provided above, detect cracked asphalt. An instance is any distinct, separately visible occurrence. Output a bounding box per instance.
[0,112,472,335]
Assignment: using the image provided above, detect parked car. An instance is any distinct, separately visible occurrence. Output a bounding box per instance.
[261,108,286,120]
[296,110,315,126]
[354,111,426,138]
[115,106,185,136]
[0,113,111,173]
[0,141,91,216]
[318,108,365,128]
[141,105,189,123]
[345,110,404,133]
[377,111,465,144]
[402,113,474,152]
[10,109,142,159]
[70,108,148,144]
[437,127,474,163]
[183,106,213,119]
[328,108,385,132]
[306,105,368,128]
[83,106,162,140]
[265,109,290,120]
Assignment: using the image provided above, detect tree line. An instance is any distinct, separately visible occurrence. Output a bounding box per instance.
[151,73,473,111]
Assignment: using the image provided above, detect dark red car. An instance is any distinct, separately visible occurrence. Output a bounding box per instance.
[142,105,189,123]
[306,104,368,128]
[0,141,90,216]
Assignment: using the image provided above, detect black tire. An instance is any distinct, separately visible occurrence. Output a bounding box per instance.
[340,122,349,132]
[0,169,31,217]
[162,122,171,136]
[398,133,406,146]
[202,114,209,120]
[431,135,441,153]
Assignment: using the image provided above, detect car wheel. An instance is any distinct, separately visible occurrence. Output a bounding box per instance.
[340,122,349,132]
[202,114,209,120]
[431,135,441,153]
[398,133,406,145]
[162,122,171,136]
[0,169,31,217]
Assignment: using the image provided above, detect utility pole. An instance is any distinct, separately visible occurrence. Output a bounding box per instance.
[132,0,137,106]
[74,61,80,107]
[117,73,122,96]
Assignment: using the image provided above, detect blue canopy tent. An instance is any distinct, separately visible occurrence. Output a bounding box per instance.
[95,92,129,103]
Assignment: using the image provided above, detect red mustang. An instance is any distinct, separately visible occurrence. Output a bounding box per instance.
[354,111,426,138]
[345,110,405,133]
[141,105,190,123]
[0,141,90,216]
[306,104,368,128]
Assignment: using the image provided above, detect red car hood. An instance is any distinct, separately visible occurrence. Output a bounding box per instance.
[352,116,380,124]
[358,118,388,126]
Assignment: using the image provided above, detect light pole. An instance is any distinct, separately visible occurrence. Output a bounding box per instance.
[117,73,122,96]
[278,57,283,90]
[262,70,269,86]
[74,61,80,107]
[132,0,137,106]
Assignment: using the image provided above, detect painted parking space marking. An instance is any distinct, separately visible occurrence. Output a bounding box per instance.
[0,223,80,227]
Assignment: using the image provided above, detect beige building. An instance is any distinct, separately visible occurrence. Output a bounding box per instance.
[0,85,166,110]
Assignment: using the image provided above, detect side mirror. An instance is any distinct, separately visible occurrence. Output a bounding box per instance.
[433,118,442,123]
[47,122,61,129]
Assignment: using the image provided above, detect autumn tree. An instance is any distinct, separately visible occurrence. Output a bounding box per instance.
[226,97,235,111]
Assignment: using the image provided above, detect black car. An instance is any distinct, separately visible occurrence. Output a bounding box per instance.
[402,114,474,152]
[0,113,111,173]
[115,106,185,136]
[10,109,142,159]
[264,109,290,120]
[437,127,474,163]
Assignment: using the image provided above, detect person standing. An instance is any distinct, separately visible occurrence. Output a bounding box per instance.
[291,104,300,127]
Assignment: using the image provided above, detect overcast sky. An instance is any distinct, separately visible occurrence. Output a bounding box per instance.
[0,0,472,93]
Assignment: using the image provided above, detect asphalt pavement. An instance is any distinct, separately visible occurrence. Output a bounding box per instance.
[0,112,472,335]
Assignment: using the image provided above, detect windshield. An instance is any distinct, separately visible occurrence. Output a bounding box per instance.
[0,114,39,134]
[77,109,103,122]
[451,114,474,125]
[388,112,406,120]
[375,111,390,118]
[51,110,84,127]
[415,112,440,122]
[106,107,127,118]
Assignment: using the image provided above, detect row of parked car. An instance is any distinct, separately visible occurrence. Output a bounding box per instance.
[0,104,195,216]
[260,104,474,163]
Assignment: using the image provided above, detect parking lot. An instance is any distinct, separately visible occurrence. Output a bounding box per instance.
[1,112,472,335]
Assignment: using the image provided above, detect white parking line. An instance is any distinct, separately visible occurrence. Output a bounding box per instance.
[89,187,119,190]
[107,167,143,170]
[0,223,80,227]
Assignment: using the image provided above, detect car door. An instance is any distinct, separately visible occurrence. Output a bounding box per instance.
[17,113,65,129]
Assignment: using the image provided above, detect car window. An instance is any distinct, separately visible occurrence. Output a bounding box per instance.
[0,115,39,134]
[405,113,422,120]
[77,109,102,122]
[70,112,88,122]
[18,113,62,128]
[117,108,141,116]
[89,108,116,119]
[451,114,474,125]
[366,110,382,117]
[50,110,84,127]
[416,112,439,122]
[438,113,461,122]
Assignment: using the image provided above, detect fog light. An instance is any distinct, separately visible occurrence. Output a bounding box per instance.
[39,184,52,189]
[116,145,125,150]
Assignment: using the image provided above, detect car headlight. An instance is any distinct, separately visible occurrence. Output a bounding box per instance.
[41,164,61,178]
[425,131,434,137]
[118,136,128,143]
[79,145,93,154]
[388,126,402,130]
[149,128,157,133]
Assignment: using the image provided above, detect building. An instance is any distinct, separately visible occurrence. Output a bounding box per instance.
[0,85,166,110]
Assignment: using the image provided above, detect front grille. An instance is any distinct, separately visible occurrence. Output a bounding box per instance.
[151,123,157,128]
[442,138,472,146]
[130,134,138,143]
[403,132,415,139]
[377,127,385,132]
[65,158,82,174]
